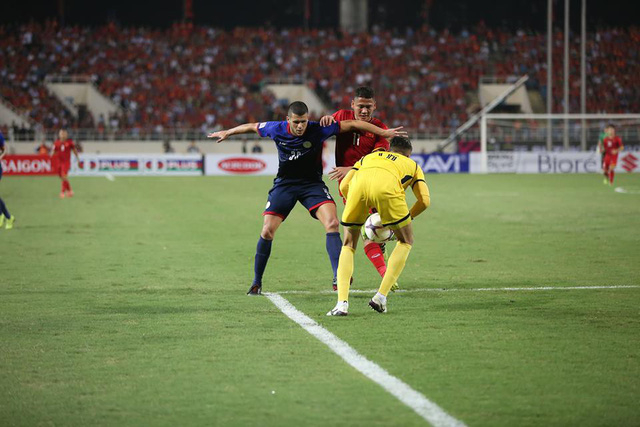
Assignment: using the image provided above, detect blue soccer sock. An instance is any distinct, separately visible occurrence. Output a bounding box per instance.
[253,236,272,285]
[326,232,342,279]
[0,197,10,219]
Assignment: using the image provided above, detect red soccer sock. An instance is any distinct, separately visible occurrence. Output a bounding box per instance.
[66,180,72,192]
[609,170,615,184]
[61,180,67,192]
[364,242,387,278]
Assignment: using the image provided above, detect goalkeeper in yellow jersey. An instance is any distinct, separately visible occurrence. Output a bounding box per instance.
[327,136,431,316]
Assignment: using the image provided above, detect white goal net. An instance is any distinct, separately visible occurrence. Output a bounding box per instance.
[476,114,640,173]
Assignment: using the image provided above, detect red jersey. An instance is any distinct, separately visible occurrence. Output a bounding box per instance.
[52,139,76,164]
[602,136,623,156]
[332,109,389,167]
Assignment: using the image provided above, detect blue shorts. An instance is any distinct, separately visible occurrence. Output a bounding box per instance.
[263,178,335,220]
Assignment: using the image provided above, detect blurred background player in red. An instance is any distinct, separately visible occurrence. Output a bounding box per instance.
[51,129,79,198]
[35,140,50,155]
[320,86,394,290]
[599,124,624,186]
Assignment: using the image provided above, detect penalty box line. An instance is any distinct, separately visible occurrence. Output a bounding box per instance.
[274,285,640,295]
[265,292,466,427]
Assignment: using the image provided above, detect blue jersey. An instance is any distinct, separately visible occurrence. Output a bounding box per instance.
[257,121,340,181]
[0,131,4,176]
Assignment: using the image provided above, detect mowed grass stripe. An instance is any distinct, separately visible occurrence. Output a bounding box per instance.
[276,285,640,295]
[266,293,466,427]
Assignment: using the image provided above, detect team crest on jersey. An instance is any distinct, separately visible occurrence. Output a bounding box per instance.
[303,141,312,148]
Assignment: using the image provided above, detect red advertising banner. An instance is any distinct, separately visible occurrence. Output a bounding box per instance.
[1,155,55,176]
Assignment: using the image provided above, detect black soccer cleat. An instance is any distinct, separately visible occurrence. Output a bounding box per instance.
[247,283,262,295]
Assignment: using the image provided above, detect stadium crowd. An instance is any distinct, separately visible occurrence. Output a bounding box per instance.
[0,21,638,135]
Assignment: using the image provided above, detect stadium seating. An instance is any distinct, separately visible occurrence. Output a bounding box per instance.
[1,21,638,135]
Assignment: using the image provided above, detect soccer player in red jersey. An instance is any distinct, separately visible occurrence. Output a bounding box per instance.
[320,87,394,290]
[51,129,79,198]
[599,124,624,186]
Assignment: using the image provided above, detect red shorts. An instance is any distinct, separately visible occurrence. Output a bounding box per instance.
[603,154,618,168]
[56,161,70,176]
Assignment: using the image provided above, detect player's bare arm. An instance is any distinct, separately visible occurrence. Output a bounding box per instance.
[328,166,352,181]
[207,123,259,143]
[614,142,624,155]
[339,120,406,139]
[409,181,431,219]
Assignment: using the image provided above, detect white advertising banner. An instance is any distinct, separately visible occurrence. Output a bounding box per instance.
[70,154,204,176]
[204,154,279,176]
[204,154,337,176]
[469,151,639,174]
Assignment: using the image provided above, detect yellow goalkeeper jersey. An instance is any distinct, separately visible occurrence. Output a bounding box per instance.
[351,151,426,191]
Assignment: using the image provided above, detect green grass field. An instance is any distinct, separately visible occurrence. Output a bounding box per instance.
[1,174,639,426]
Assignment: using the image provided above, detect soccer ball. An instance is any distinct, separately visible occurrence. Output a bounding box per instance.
[363,213,394,243]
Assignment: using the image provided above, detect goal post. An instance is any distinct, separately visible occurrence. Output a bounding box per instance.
[478,113,640,174]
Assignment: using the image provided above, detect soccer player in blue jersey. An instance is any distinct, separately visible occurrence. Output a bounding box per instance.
[0,131,16,229]
[208,101,406,294]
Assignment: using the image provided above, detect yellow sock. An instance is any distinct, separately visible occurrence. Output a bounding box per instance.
[378,242,412,296]
[337,246,355,302]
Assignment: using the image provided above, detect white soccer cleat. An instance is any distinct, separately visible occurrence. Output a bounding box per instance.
[368,293,387,313]
[327,301,349,316]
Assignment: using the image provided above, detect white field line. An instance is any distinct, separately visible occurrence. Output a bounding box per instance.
[615,187,640,194]
[275,285,640,295]
[265,292,466,427]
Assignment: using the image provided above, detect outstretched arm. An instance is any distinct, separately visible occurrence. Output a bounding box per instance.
[207,123,260,143]
[339,120,407,140]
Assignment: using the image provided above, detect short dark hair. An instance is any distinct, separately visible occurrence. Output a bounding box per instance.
[390,136,412,153]
[354,86,375,99]
[288,101,309,116]
[606,124,616,130]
